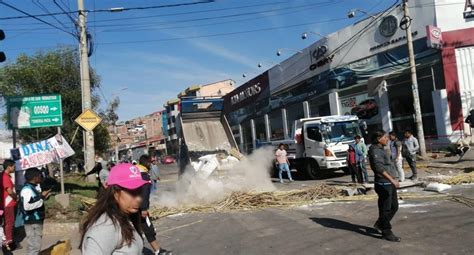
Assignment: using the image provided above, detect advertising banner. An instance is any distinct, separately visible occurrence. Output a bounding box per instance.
[15,135,75,169]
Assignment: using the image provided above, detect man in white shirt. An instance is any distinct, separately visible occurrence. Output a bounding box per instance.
[275,144,294,183]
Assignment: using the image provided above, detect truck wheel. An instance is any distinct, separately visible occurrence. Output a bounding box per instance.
[305,160,321,180]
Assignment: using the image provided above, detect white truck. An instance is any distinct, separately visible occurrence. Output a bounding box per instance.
[272,115,366,179]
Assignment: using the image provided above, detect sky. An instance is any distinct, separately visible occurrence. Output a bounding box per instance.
[0,0,396,122]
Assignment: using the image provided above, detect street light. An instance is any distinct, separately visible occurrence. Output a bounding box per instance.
[347,9,377,19]
[276,48,302,56]
[257,60,275,68]
[301,31,326,40]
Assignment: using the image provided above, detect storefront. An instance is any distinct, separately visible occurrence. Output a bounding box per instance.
[224,0,474,153]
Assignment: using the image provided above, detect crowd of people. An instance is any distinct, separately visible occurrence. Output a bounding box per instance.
[275,129,421,243]
[1,160,50,254]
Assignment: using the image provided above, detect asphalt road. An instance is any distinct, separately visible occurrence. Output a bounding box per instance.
[153,163,474,255]
[154,186,474,255]
[12,163,474,255]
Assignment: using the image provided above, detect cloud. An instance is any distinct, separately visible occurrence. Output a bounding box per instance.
[185,39,258,70]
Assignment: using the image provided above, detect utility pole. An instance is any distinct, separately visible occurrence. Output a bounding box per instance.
[77,0,96,181]
[403,0,426,158]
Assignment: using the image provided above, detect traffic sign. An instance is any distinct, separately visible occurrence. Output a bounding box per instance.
[75,109,102,131]
[7,94,63,129]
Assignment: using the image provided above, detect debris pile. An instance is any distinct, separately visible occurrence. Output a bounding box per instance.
[441,172,474,185]
[151,184,341,218]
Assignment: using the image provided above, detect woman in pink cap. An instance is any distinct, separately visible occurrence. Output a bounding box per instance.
[80,163,149,254]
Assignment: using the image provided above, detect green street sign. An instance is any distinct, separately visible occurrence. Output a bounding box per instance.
[7,94,63,129]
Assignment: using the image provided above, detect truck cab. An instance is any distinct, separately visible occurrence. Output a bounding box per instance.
[273,115,364,179]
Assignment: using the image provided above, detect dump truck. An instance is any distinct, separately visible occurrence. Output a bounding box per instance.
[271,115,366,179]
[177,97,241,176]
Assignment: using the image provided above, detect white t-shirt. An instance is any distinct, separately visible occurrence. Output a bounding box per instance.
[82,213,144,254]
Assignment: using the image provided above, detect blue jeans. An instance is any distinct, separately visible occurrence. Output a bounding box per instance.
[278,163,293,181]
[358,161,369,183]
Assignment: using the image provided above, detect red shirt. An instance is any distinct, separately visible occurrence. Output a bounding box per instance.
[3,172,16,208]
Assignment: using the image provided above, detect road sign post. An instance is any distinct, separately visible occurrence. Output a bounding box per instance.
[6,94,63,129]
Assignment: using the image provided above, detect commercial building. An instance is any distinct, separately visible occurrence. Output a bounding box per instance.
[224,0,474,153]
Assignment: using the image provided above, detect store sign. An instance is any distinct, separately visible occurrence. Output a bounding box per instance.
[309,44,332,71]
[379,15,398,38]
[464,0,474,19]
[370,31,418,51]
[426,25,443,49]
[230,83,262,105]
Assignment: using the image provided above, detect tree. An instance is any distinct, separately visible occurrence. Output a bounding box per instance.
[0,47,110,161]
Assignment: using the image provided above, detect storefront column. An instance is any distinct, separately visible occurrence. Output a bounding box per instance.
[264,114,271,142]
[376,81,393,132]
[329,91,340,115]
[282,108,289,139]
[238,124,244,152]
[303,101,310,118]
[432,89,453,143]
[250,119,257,149]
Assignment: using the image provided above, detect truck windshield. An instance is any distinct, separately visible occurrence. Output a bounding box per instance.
[323,121,360,143]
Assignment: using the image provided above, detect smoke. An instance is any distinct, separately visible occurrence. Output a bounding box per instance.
[153,147,276,208]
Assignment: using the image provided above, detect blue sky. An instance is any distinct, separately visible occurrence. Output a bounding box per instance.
[0,0,395,122]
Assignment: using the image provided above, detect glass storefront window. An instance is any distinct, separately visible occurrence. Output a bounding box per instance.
[241,121,253,153]
[286,103,305,137]
[254,117,267,142]
[270,110,284,141]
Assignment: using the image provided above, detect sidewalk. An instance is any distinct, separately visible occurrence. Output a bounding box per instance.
[427,148,474,170]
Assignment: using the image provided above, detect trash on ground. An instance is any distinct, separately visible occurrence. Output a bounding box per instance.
[150,184,341,218]
[424,182,452,192]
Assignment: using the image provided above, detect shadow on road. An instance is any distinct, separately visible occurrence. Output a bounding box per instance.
[310,217,381,239]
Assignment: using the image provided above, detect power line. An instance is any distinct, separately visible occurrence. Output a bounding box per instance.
[5,0,342,32]
[0,1,77,37]
[98,17,349,46]
[85,1,339,29]
[32,0,69,30]
[100,2,339,33]
[0,0,216,20]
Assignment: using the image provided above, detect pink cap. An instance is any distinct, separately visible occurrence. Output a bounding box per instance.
[107,163,148,190]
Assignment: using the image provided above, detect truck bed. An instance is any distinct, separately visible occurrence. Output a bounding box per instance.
[181,117,233,152]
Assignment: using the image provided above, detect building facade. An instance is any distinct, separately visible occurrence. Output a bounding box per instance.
[224,0,474,154]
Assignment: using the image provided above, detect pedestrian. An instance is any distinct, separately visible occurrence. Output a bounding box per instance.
[403,130,420,180]
[80,163,147,254]
[136,155,171,255]
[20,167,51,254]
[275,144,294,183]
[368,130,401,242]
[2,159,18,251]
[98,162,114,191]
[389,132,405,182]
[354,135,369,183]
[347,144,362,183]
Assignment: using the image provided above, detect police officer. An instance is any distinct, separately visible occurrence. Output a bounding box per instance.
[368,130,401,242]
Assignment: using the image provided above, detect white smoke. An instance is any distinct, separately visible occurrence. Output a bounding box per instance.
[153,147,276,208]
